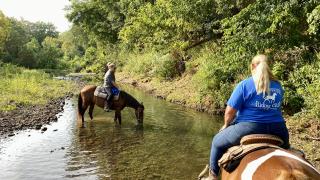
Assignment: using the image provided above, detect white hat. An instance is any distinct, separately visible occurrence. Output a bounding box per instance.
[107,62,116,68]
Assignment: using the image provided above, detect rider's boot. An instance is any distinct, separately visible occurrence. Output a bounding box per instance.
[198,165,218,180]
[104,100,111,112]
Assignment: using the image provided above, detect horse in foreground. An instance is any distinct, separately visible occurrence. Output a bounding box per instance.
[78,85,144,127]
[200,134,320,180]
[221,148,320,180]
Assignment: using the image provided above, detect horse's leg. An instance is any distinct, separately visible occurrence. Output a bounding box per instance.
[88,103,94,120]
[79,99,89,127]
[118,111,122,125]
[114,110,122,126]
[81,103,89,127]
[78,93,86,127]
[114,111,118,124]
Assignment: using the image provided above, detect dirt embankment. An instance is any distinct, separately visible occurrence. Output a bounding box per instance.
[0,92,73,137]
[118,72,224,115]
[287,118,320,169]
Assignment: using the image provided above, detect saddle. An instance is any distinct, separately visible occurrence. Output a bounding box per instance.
[218,134,283,173]
[94,86,120,101]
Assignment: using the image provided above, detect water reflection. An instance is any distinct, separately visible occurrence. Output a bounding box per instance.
[65,120,145,179]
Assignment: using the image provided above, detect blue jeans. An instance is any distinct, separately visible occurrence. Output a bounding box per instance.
[209,121,289,175]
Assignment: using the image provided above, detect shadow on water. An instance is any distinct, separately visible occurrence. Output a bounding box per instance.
[0,86,222,179]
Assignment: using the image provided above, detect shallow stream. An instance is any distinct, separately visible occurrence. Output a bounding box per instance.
[0,86,222,179]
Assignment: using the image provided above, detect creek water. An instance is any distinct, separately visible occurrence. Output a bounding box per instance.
[0,86,222,179]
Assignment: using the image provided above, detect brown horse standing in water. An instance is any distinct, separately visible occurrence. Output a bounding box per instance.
[78,85,144,127]
[220,148,320,180]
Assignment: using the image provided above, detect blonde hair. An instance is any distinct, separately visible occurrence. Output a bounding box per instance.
[251,54,276,95]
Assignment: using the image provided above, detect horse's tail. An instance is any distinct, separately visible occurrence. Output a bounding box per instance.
[78,93,83,116]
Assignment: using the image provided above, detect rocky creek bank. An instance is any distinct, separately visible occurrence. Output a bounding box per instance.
[0,92,74,138]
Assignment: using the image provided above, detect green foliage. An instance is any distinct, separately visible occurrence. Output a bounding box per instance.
[286,55,320,117]
[194,0,320,112]
[193,44,242,109]
[119,0,218,50]
[0,63,22,78]
[214,0,255,17]
[122,52,155,75]
[282,85,305,116]
[59,26,87,60]
[64,0,320,118]
[0,11,10,55]
[67,0,157,44]
[121,52,179,80]
[71,43,124,75]
[304,79,320,118]
[153,54,178,80]
[307,5,320,35]
[67,0,126,43]
[272,61,286,80]
[16,38,40,68]
[221,0,317,54]
[3,18,30,62]
[1,17,62,69]
[37,37,64,69]
[29,21,58,43]
[0,64,76,111]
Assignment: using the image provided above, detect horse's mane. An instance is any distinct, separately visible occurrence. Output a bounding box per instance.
[120,91,142,108]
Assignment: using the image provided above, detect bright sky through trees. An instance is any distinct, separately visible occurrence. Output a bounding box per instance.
[0,0,70,32]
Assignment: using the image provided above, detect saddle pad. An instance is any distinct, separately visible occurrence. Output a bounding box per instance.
[94,86,120,101]
[94,86,108,98]
[218,143,281,173]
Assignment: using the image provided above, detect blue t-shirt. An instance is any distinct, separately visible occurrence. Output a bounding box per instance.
[227,77,284,123]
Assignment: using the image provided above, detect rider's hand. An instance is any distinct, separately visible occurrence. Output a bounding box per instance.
[219,124,228,132]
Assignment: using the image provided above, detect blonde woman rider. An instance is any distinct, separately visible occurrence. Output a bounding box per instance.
[200,55,289,180]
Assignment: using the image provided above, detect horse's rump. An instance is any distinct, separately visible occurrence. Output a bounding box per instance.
[221,148,320,180]
[240,149,320,180]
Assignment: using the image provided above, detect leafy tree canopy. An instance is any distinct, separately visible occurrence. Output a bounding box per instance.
[0,11,10,56]
[67,0,127,43]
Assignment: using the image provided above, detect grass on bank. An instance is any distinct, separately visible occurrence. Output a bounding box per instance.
[0,63,76,111]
